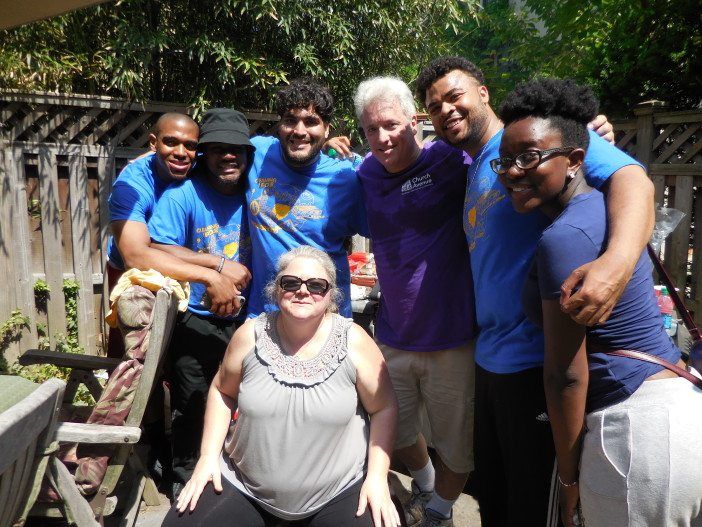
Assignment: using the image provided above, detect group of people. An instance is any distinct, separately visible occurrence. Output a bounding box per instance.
[106,55,702,527]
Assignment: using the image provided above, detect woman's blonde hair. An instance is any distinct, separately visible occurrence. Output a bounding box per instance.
[264,245,342,313]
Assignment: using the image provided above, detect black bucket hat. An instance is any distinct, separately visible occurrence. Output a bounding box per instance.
[198,108,255,152]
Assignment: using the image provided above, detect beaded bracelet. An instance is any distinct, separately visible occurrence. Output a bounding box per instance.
[216,256,225,273]
[558,474,579,487]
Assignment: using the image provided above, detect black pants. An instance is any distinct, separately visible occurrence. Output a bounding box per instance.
[170,311,238,486]
[473,365,560,527]
[162,477,373,527]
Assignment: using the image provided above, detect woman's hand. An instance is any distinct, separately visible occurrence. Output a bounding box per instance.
[176,454,223,513]
[559,483,582,527]
[356,474,401,527]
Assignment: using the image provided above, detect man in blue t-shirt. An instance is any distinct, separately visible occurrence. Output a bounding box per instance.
[107,113,249,355]
[148,108,254,494]
[246,78,368,318]
[416,57,655,527]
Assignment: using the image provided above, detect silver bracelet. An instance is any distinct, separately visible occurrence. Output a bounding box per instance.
[558,474,579,487]
[216,256,225,273]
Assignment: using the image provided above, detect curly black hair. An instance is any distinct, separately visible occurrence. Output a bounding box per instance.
[275,77,334,123]
[416,56,486,105]
[499,78,599,149]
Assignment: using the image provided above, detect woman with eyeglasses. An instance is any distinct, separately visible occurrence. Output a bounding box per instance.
[162,245,400,527]
[493,78,702,527]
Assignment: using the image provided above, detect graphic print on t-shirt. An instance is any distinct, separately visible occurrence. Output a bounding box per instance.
[400,173,434,195]
[463,175,505,252]
[249,178,324,234]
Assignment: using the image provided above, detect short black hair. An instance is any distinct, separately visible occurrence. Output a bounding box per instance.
[275,78,334,123]
[499,78,599,149]
[416,56,486,105]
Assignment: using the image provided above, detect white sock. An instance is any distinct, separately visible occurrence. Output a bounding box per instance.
[409,459,435,492]
[427,493,455,519]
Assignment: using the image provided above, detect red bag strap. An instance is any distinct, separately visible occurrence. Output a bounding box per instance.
[647,244,701,341]
[605,349,702,389]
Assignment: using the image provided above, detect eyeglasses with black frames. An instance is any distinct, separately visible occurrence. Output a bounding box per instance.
[279,275,331,295]
[490,147,574,175]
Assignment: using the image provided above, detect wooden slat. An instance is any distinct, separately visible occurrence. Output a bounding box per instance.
[128,127,154,148]
[652,123,681,150]
[654,124,700,164]
[654,111,702,124]
[47,457,101,527]
[19,348,120,369]
[0,147,15,328]
[97,151,114,333]
[55,422,141,444]
[8,147,39,351]
[649,164,702,176]
[679,139,702,165]
[62,107,104,143]
[0,101,23,125]
[36,110,76,142]
[37,146,67,343]
[668,176,694,291]
[87,110,126,145]
[652,175,666,205]
[115,112,153,144]
[69,154,97,354]
[616,130,637,150]
[0,462,16,526]
[2,90,188,114]
[11,105,50,140]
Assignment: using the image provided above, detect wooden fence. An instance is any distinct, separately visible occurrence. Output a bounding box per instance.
[612,101,702,321]
[0,91,277,364]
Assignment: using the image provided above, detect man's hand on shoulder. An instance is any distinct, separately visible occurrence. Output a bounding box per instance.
[560,251,635,326]
[324,136,353,159]
[588,114,615,144]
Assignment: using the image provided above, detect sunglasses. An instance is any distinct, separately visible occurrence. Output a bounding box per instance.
[279,275,330,295]
[490,147,574,175]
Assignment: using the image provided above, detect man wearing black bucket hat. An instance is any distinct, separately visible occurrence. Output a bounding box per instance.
[148,107,255,495]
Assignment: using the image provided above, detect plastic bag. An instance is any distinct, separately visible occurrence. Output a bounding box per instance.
[650,206,685,253]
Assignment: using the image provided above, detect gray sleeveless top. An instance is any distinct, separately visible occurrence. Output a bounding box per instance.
[220,312,369,520]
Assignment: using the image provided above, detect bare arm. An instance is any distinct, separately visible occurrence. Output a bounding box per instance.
[542,299,588,527]
[112,220,242,317]
[348,325,400,527]
[560,165,655,325]
[175,320,255,512]
[151,242,252,289]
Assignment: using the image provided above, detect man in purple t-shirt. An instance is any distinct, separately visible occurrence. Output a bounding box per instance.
[353,76,475,527]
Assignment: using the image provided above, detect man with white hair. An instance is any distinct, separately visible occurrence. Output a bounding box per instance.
[353,76,475,527]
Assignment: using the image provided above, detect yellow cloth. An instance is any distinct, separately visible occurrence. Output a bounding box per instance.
[105,268,189,328]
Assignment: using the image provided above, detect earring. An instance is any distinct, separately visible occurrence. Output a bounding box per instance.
[566,171,575,181]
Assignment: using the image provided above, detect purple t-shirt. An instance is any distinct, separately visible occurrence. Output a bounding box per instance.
[357,141,476,351]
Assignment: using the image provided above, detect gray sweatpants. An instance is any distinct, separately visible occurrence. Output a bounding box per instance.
[579,376,702,526]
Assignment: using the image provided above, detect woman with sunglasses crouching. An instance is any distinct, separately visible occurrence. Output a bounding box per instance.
[162,245,400,527]
[493,78,702,527]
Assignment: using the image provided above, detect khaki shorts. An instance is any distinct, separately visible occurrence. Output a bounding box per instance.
[378,341,476,474]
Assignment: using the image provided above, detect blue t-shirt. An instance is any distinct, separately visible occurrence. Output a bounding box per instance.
[357,141,475,351]
[522,190,680,412]
[148,171,251,320]
[246,135,368,318]
[107,154,170,270]
[467,130,643,373]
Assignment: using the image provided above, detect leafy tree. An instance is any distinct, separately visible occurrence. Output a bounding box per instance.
[0,0,478,130]
[448,0,702,113]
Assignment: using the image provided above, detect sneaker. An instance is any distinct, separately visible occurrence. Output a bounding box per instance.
[404,481,432,527]
[420,508,453,527]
